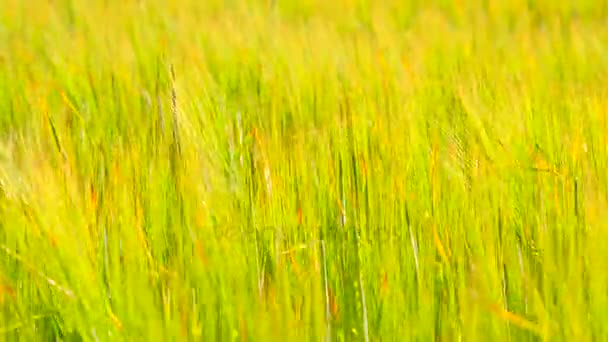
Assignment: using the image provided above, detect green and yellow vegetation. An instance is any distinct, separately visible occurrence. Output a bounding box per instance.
[1,0,608,340]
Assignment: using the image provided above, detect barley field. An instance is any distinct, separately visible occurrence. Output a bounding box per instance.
[1,0,608,340]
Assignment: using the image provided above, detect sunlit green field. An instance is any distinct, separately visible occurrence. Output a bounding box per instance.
[1,0,608,340]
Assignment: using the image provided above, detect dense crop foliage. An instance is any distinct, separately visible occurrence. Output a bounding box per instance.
[1,0,608,340]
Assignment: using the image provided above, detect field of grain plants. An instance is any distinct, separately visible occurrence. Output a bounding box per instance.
[1,0,608,340]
